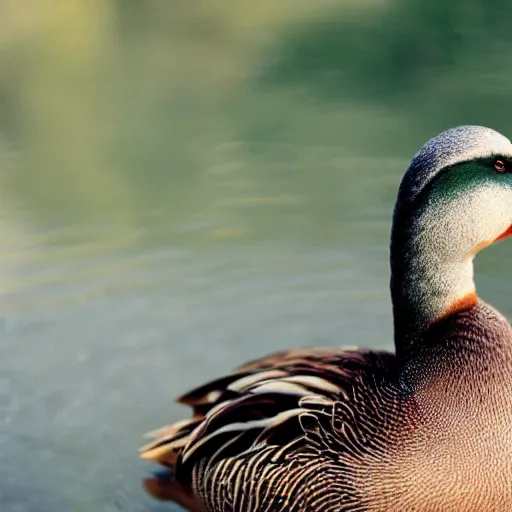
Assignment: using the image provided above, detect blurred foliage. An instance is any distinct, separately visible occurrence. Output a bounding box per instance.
[1,0,512,244]
[263,0,512,132]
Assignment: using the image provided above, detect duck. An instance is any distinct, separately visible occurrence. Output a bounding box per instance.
[140,125,512,512]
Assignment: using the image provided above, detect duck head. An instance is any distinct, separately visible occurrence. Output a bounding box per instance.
[391,126,512,346]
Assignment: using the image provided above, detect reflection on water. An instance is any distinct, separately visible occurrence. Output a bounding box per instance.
[2,1,512,510]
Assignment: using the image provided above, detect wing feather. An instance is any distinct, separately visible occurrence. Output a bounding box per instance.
[140,347,398,506]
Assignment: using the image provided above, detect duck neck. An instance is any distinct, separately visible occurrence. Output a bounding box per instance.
[390,209,477,359]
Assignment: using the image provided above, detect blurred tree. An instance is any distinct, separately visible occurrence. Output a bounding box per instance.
[1,0,512,242]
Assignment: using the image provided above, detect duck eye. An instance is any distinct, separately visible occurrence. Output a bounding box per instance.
[494,159,506,173]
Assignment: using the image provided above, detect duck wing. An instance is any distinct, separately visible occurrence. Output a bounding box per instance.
[140,347,398,511]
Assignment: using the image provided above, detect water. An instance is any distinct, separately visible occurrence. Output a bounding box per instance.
[2,1,512,510]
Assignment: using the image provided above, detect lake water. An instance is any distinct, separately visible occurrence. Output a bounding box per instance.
[2,2,512,510]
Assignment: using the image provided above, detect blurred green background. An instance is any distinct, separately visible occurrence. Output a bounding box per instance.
[2,1,512,510]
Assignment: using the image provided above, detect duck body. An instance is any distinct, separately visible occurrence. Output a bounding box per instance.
[141,126,512,511]
[143,301,512,511]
